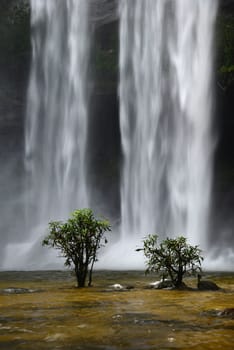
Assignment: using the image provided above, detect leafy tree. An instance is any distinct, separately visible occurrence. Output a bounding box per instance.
[42,208,111,287]
[138,235,203,288]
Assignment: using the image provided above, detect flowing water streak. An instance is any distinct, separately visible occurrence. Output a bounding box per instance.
[119,0,217,250]
[2,0,91,269]
[25,0,90,226]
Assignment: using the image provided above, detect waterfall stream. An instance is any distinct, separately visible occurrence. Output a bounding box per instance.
[119,0,218,254]
[2,0,91,269]
[25,0,90,224]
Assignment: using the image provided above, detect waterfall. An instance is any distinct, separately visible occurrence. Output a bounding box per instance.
[119,0,217,252]
[2,0,91,269]
[2,0,224,270]
[25,0,90,225]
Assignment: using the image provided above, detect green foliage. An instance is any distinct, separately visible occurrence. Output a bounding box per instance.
[216,14,234,89]
[140,235,203,288]
[93,22,118,85]
[43,208,111,287]
[95,49,118,80]
[0,0,30,63]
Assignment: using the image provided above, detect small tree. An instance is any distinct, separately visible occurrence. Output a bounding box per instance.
[138,235,203,288]
[42,208,111,287]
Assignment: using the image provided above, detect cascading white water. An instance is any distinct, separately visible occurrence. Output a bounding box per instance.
[25,0,90,224]
[2,0,224,270]
[2,0,90,269]
[119,0,217,254]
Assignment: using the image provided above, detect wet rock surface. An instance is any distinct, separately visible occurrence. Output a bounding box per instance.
[202,308,234,319]
[0,287,41,294]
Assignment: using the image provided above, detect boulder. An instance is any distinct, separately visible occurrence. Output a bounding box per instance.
[148,279,174,289]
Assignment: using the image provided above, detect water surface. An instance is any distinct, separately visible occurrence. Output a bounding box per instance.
[0,271,233,349]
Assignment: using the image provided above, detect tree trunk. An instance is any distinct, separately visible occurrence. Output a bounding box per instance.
[75,265,87,288]
[175,266,183,287]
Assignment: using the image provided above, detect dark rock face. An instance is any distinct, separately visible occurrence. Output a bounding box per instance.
[220,0,234,12]
[88,91,121,220]
[212,84,234,247]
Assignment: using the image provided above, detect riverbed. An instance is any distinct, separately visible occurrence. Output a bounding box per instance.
[0,271,233,349]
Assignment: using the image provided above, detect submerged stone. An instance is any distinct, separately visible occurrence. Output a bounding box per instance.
[1,287,39,294]
[148,279,175,289]
[197,275,221,291]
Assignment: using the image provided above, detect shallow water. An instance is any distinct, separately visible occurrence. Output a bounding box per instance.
[0,271,233,349]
